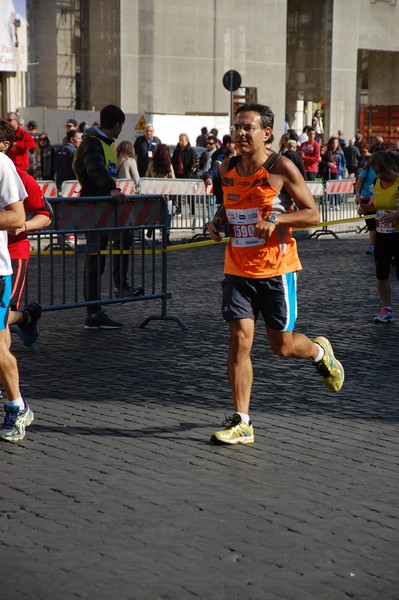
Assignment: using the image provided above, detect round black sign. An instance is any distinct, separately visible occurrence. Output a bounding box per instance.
[222,70,242,92]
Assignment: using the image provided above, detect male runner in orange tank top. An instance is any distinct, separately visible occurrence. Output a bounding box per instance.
[208,103,345,446]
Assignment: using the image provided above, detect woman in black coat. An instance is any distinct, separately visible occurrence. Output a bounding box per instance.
[32,133,56,180]
[171,133,198,179]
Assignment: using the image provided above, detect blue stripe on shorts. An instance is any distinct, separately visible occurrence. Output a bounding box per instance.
[0,275,12,331]
[281,272,297,332]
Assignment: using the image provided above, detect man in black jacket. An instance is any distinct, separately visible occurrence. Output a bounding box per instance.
[55,129,82,190]
[283,139,306,180]
[74,104,131,329]
[133,123,161,177]
[343,139,361,177]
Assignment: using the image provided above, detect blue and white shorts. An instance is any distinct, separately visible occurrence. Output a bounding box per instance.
[221,272,298,332]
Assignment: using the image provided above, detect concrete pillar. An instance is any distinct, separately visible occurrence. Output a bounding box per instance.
[26,0,58,107]
[329,0,361,140]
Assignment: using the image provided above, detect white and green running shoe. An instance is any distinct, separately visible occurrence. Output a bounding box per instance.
[0,402,34,443]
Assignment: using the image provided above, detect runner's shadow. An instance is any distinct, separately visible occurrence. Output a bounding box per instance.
[28,421,211,438]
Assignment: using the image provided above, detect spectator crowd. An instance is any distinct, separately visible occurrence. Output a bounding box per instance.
[3,108,399,196]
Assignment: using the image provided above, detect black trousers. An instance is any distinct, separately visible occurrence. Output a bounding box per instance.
[83,230,132,313]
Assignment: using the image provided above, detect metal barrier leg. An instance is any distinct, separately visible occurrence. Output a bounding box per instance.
[139,295,188,331]
[139,221,188,331]
[139,314,189,331]
[308,192,339,239]
[190,194,213,242]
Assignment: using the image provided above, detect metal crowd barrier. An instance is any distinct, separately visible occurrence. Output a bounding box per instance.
[138,178,215,239]
[36,178,361,245]
[26,195,187,330]
[38,179,216,240]
[307,178,358,239]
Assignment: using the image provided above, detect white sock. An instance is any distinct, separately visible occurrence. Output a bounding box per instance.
[237,412,250,425]
[312,343,325,364]
[6,396,25,410]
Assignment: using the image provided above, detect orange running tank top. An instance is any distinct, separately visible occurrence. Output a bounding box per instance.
[222,155,302,278]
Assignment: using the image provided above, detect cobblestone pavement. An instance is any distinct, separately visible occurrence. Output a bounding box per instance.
[1,236,399,600]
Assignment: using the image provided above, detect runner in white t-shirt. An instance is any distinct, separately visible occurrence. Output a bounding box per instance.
[0,149,34,443]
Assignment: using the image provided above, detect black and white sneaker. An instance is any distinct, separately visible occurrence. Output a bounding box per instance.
[17,302,42,347]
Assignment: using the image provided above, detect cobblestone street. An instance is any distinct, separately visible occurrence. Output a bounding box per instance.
[1,236,399,600]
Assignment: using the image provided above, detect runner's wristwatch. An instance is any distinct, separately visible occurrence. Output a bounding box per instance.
[266,214,278,226]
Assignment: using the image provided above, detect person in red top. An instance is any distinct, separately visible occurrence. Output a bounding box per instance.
[6,112,36,172]
[0,119,51,347]
[299,127,321,181]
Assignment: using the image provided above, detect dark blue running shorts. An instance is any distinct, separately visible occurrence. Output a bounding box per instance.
[221,272,298,332]
[374,231,399,281]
